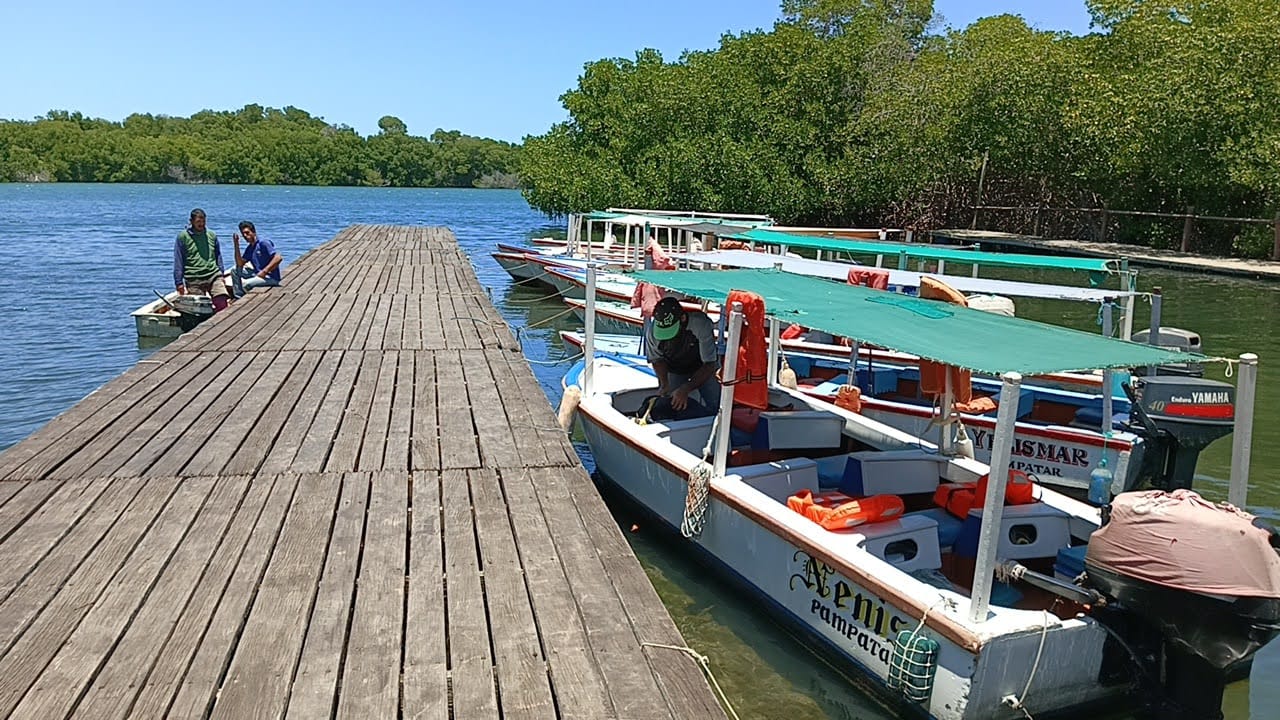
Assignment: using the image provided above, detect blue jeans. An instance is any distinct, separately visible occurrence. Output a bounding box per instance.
[232,266,280,297]
[668,370,721,412]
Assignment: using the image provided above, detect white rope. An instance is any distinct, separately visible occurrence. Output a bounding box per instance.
[641,642,741,720]
[1006,610,1051,720]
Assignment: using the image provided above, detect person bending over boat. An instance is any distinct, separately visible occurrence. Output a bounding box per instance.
[231,220,283,297]
[173,208,229,312]
[647,296,721,412]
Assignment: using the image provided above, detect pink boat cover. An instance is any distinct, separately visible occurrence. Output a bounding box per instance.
[1088,489,1280,599]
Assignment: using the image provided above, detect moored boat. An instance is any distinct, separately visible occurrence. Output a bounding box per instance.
[559,266,1272,720]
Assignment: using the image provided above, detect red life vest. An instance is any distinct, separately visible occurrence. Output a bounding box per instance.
[726,289,768,410]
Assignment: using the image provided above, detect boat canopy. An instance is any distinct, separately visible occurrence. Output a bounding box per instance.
[631,268,1205,375]
[673,250,1139,302]
[584,211,772,231]
[722,228,1123,274]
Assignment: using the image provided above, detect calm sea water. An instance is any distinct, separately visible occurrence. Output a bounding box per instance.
[1,184,1273,719]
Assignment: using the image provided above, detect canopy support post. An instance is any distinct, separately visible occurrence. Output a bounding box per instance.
[1121,263,1135,341]
[768,317,780,386]
[582,264,597,396]
[1229,353,1258,508]
[940,372,955,455]
[713,303,745,480]
[970,372,1023,623]
[1101,300,1115,432]
[1146,288,1163,377]
[847,341,860,391]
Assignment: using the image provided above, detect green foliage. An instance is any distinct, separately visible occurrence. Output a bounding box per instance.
[0,105,520,188]
[519,0,1279,254]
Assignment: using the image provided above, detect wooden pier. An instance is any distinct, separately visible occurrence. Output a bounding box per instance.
[0,226,727,720]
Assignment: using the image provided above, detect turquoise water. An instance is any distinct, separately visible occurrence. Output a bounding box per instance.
[0,184,1271,719]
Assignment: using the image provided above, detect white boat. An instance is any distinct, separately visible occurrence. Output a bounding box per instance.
[130,273,238,338]
[559,267,1271,720]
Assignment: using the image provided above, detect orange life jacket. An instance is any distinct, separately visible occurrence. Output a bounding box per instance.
[788,489,905,530]
[726,289,768,410]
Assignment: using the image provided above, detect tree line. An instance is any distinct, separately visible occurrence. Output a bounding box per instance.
[0,105,520,189]
[519,0,1280,257]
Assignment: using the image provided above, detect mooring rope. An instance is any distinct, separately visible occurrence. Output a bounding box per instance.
[640,642,741,720]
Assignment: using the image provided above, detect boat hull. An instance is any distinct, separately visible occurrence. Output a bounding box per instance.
[575,397,1122,720]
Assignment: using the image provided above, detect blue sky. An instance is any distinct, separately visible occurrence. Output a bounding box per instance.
[2,1,1092,143]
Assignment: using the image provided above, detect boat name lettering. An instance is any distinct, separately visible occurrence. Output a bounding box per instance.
[790,551,911,653]
[971,429,1089,470]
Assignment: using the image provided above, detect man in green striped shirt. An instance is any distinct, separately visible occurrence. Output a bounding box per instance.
[173,208,230,311]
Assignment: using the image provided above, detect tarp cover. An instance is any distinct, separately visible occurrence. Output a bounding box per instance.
[723,228,1121,273]
[1087,490,1280,599]
[631,268,1205,376]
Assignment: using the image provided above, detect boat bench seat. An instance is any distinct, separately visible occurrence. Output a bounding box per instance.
[732,458,820,503]
[852,514,942,574]
[652,417,717,455]
[953,502,1073,561]
[749,410,844,450]
[829,449,945,497]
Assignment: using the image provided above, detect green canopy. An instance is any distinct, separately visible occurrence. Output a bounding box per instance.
[632,269,1206,376]
[725,228,1122,274]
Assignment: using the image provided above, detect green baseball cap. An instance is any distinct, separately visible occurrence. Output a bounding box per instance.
[652,297,684,341]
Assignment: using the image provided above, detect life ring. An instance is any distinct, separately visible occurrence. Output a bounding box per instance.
[725,289,768,410]
[917,277,972,404]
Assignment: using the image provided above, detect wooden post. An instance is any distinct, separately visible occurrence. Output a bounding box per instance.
[1032,204,1043,237]
[1273,212,1280,261]
[1098,206,1109,243]
[1181,206,1194,253]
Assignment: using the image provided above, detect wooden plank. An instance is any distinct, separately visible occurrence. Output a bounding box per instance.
[0,481,61,545]
[526,466,673,720]
[325,351,380,473]
[257,351,342,475]
[50,352,233,481]
[362,294,393,351]
[221,350,322,476]
[402,471,447,719]
[469,468,557,719]
[570,472,728,720]
[355,351,398,472]
[384,351,414,472]
[0,480,107,604]
[435,351,481,470]
[410,351,440,471]
[10,476,217,719]
[109,353,257,478]
[0,479,144,656]
[0,360,177,480]
[72,475,252,719]
[498,468,613,719]
[334,471,406,719]
[128,473,294,720]
[384,294,404,350]
[402,289,424,350]
[481,349,550,467]
[291,351,362,473]
[0,476,180,717]
[442,468,500,719]
[206,474,341,719]
[284,472,369,719]
[183,350,302,475]
[459,350,522,468]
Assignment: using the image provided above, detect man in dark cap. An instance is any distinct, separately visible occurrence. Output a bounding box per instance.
[646,296,721,412]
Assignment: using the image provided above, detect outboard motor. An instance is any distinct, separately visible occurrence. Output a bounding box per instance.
[1085,490,1280,719]
[1123,376,1235,492]
[1133,327,1204,376]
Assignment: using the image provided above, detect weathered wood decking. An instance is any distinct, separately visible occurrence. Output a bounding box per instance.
[0,225,727,720]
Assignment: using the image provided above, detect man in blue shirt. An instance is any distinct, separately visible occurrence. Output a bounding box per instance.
[231,220,283,297]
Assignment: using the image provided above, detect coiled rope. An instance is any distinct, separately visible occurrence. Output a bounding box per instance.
[681,412,721,538]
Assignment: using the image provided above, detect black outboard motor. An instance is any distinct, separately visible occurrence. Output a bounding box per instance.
[1084,491,1280,720]
[1123,376,1235,492]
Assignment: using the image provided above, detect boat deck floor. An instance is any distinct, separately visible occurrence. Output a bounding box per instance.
[0,225,726,720]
